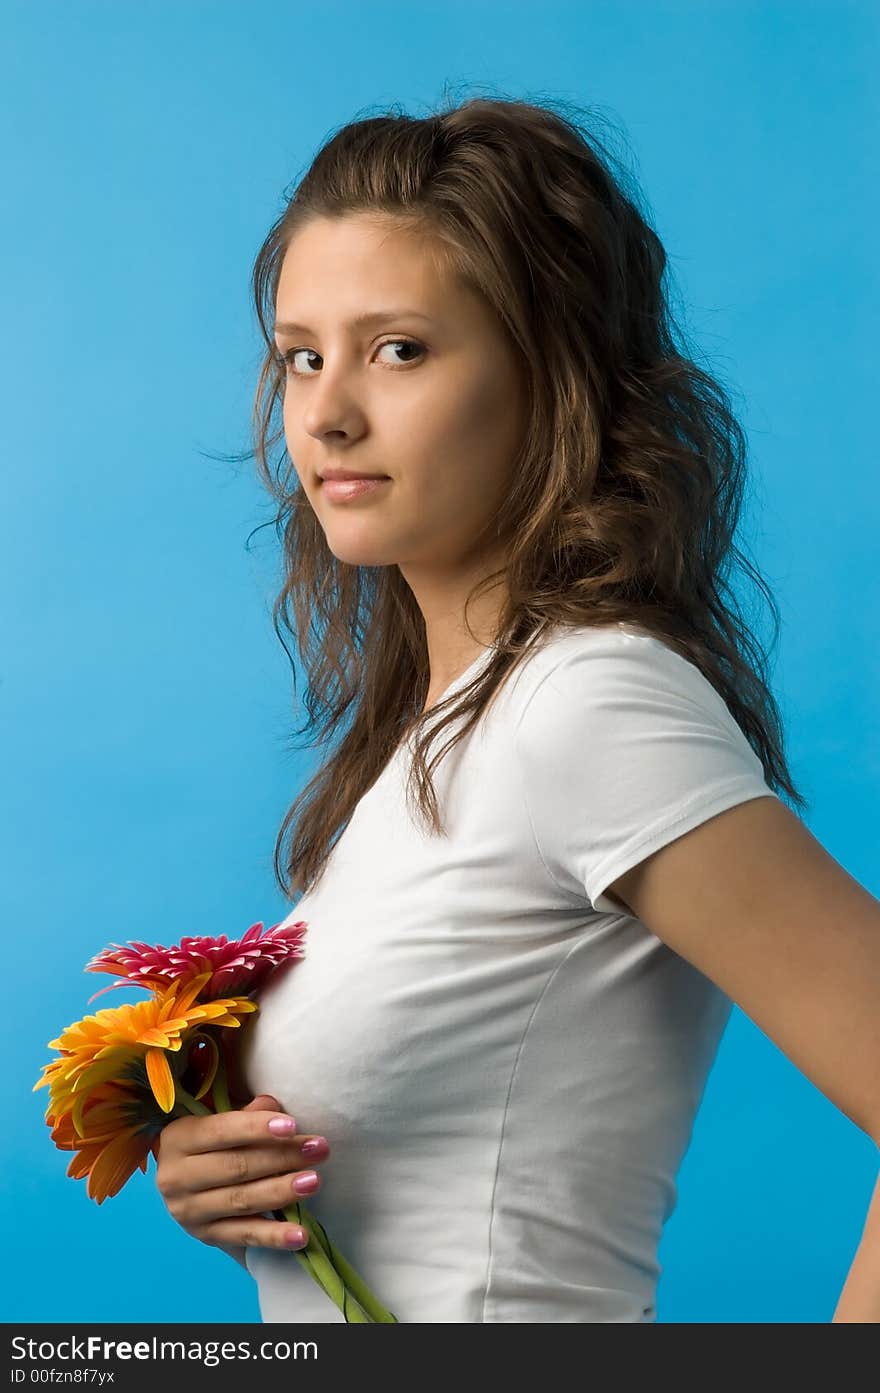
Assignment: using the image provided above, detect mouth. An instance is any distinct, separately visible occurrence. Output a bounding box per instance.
[319,476,392,503]
[318,472,390,483]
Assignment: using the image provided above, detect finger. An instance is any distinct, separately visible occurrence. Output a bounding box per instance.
[176,1164,322,1227]
[172,1137,330,1193]
[170,1107,302,1155]
[205,1216,310,1253]
[240,1094,282,1113]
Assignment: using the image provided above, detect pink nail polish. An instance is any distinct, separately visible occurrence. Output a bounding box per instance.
[293,1170,319,1195]
[301,1137,328,1157]
[268,1116,297,1136]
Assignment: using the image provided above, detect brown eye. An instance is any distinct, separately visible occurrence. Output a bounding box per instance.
[375,339,426,367]
[279,348,318,376]
[278,339,427,378]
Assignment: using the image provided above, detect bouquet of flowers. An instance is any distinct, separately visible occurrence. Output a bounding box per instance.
[33,920,398,1323]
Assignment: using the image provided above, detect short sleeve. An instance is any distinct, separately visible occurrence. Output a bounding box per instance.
[513,630,780,914]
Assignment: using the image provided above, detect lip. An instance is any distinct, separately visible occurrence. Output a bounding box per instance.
[319,470,390,482]
[320,477,391,503]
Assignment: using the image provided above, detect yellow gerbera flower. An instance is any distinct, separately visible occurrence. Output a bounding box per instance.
[34,971,257,1130]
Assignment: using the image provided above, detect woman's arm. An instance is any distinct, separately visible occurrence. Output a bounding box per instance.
[832,1168,880,1322]
[609,794,880,1321]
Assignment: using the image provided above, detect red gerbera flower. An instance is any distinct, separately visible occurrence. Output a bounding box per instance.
[85,919,307,1003]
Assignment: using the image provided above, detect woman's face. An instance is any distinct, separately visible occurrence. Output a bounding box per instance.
[273,212,528,577]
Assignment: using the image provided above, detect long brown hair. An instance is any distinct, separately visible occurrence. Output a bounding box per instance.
[235,89,807,902]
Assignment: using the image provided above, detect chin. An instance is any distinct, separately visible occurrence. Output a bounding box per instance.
[324,537,397,568]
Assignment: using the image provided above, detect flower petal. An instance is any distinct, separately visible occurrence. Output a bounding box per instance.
[86,1129,150,1203]
[145,1048,176,1113]
[172,971,213,1014]
[85,980,130,1005]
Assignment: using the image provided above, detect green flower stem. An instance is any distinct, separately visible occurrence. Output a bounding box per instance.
[278,1202,373,1323]
[174,1078,396,1323]
[279,1202,398,1324]
[211,1062,232,1114]
[174,1087,213,1118]
[173,1086,213,1119]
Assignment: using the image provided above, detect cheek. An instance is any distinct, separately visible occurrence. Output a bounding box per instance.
[427,379,521,503]
[281,402,311,487]
[411,371,511,463]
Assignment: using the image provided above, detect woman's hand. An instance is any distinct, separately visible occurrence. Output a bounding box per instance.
[155,1094,330,1254]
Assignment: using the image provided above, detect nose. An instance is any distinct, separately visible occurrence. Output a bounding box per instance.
[301,364,363,441]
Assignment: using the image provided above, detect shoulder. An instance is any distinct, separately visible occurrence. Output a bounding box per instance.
[511,621,737,746]
[507,621,773,912]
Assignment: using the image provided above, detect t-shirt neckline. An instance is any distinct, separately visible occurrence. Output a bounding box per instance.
[434,644,495,705]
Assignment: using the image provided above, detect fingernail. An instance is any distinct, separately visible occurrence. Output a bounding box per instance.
[293,1170,319,1195]
[268,1116,297,1136]
[301,1137,328,1157]
[284,1227,308,1249]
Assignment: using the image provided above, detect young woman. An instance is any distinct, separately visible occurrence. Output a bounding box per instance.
[155,95,880,1323]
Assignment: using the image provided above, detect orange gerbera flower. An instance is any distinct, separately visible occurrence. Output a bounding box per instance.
[33,971,257,1131]
[47,1079,168,1203]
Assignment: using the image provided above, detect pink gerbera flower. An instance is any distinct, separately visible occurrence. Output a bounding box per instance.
[85,919,307,1003]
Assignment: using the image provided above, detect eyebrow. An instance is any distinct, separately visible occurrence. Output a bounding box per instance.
[273,309,436,337]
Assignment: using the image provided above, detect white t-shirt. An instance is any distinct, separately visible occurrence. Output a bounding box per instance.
[241,621,779,1322]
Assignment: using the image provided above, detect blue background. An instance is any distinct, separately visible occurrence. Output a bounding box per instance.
[2,0,877,1324]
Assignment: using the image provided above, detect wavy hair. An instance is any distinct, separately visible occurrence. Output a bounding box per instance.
[236,88,807,902]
